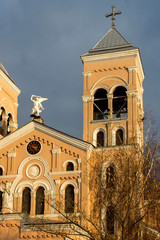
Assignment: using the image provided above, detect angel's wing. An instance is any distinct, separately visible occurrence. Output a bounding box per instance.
[38,97,48,103]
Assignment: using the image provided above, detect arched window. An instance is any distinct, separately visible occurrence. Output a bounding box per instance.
[116,129,123,145]
[93,89,108,120]
[106,166,116,187]
[113,86,127,118]
[106,206,115,234]
[97,131,104,147]
[0,168,3,176]
[22,187,31,214]
[36,187,45,215]
[65,185,74,213]
[0,191,3,211]
[66,162,74,171]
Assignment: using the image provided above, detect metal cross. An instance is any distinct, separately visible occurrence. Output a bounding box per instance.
[105,5,122,28]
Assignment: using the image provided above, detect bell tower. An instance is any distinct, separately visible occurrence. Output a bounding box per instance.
[81,6,144,148]
[0,62,20,137]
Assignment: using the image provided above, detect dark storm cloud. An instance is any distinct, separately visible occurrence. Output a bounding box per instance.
[0,0,159,138]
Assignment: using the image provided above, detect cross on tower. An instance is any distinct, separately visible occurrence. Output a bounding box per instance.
[105,5,122,28]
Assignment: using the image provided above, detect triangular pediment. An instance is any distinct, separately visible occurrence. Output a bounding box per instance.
[0,121,92,151]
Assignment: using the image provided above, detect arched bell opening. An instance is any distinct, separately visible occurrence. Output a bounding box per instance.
[93,89,109,120]
[7,113,13,134]
[113,86,127,118]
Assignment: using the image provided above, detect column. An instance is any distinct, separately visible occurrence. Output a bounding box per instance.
[54,180,60,214]
[77,158,81,171]
[82,95,94,142]
[82,72,91,95]
[44,190,51,214]
[128,66,137,89]
[2,182,12,213]
[107,93,113,119]
[7,152,16,175]
[126,90,138,144]
[77,178,81,211]
[51,148,61,172]
[30,191,36,215]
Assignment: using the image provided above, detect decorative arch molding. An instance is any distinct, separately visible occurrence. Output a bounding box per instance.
[10,156,55,194]
[0,98,15,121]
[60,181,78,195]
[102,161,117,172]
[63,160,76,169]
[91,85,109,96]
[15,179,51,193]
[93,127,107,147]
[101,161,118,188]
[90,76,128,95]
[15,181,33,193]
[109,83,128,95]
[112,126,126,146]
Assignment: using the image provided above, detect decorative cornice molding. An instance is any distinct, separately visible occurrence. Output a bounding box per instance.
[0,69,21,96]
[81,49,144,81]
[0,121,92,151]
[49,170,81,176]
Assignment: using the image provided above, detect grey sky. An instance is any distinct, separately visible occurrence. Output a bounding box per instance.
[0,0,159,138]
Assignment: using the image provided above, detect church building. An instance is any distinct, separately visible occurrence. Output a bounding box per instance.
[0,5,158,240]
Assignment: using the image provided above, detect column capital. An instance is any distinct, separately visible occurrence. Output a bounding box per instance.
[126,90,138,97]
[2,114,8,121]
[55,179,60,185]
[51,148,61,154]
[82,95,94,103]
[14,102,19,107]
[31,191,36,197]
[9,121,18,129]
[77,158,81,164]
[7,152,16,158]
[77,178,81,183]
[128,66,137,72]
[82,72,91,78]
[107,93,113,99]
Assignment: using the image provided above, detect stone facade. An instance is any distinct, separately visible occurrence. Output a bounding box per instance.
[0,13,158,240]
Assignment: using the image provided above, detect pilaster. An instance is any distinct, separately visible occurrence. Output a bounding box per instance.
[82,95,94,142]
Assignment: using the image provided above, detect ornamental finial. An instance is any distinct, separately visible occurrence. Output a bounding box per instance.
[105,5,122,28]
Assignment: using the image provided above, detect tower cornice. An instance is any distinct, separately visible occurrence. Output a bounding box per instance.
[81,48,144,82]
